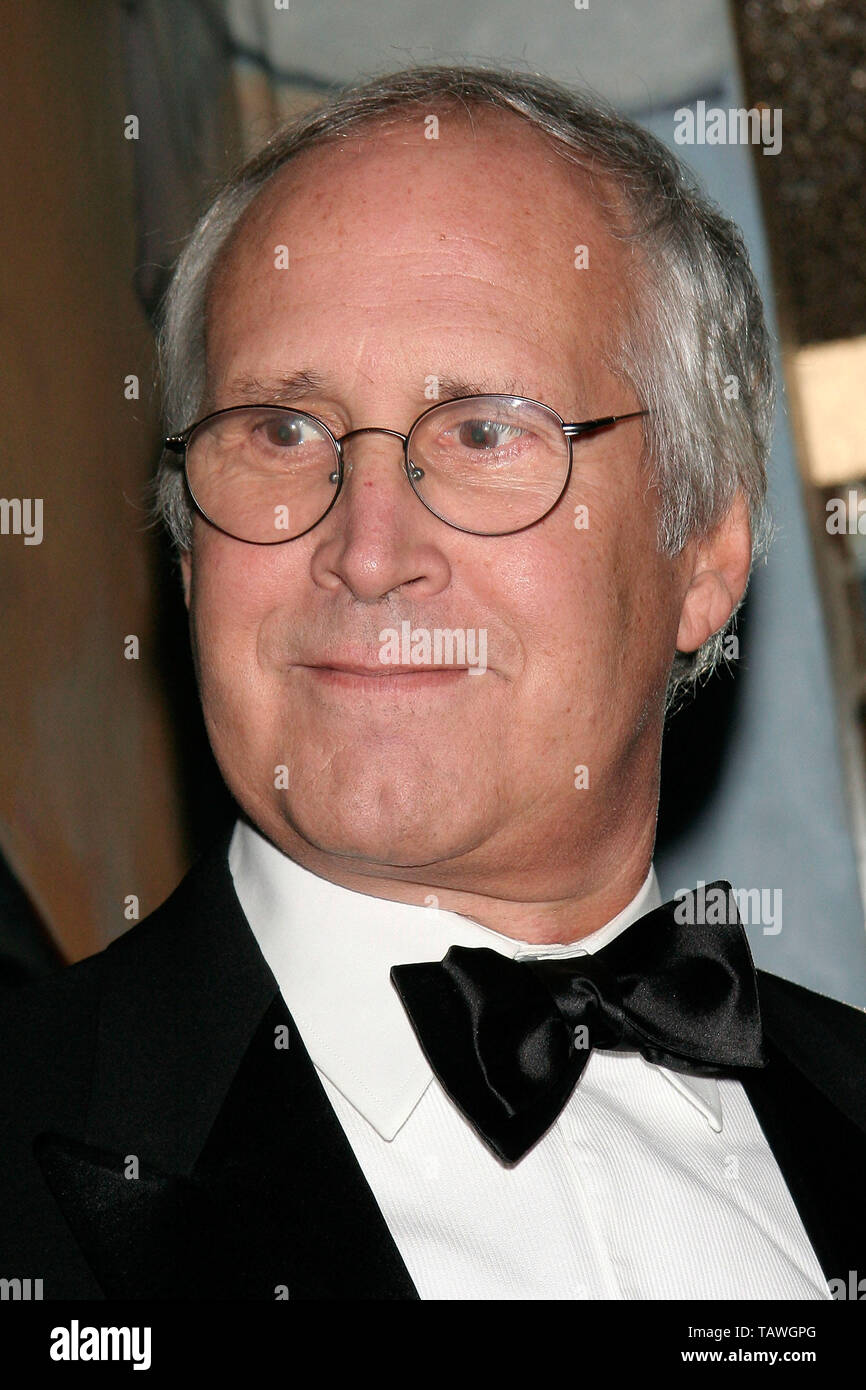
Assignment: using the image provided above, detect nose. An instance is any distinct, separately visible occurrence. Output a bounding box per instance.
[309,426,451,604]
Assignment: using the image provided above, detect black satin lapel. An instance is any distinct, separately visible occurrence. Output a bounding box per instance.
[36,835,418,1300]
[83,829,280,1176]
[192,996,419,1300]
[37,997,418,1300]
[740,1038,866,1286]
[34,1134,239,1299]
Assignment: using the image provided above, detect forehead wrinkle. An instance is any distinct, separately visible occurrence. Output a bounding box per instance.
[231,250,571,309]
[265,233,552,261]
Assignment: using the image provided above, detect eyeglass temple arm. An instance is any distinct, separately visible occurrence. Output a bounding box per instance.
[563,409,648,439]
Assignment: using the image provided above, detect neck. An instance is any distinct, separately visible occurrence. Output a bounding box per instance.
[240,811,657,946]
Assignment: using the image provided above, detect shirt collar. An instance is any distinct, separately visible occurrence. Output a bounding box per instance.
[228,820,722,1140]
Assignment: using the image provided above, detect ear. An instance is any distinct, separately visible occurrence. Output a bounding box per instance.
[180,550,192,610]
[676,491,752,653]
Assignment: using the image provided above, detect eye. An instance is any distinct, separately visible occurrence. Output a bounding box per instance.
[259,415,313,448]
[456,419,525,450]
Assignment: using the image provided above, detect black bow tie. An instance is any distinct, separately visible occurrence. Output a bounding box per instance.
[391,882,767,1163]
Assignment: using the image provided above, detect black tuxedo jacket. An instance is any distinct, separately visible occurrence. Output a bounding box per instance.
[1,833,864,1300]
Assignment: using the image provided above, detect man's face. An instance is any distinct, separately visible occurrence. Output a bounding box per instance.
[182,112,692,905]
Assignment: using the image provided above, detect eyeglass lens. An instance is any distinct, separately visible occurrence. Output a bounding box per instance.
[184,396,571,543]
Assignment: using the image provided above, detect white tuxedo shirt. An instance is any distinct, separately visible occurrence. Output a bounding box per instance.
[229,820,831,1301]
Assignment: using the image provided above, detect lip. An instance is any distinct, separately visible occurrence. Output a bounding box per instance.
[299,662,471,690]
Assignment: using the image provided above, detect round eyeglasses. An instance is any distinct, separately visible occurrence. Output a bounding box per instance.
[163,394,648,544]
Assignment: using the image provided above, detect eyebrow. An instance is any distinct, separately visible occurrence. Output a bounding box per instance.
[219,371,330,406]
[217,370,538,409]
[435,374,533,402]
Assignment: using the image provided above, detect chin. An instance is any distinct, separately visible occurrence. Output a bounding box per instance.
[262,791,480,871]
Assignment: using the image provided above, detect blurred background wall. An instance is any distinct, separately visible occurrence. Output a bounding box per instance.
[0,0,243,969]
[2,0,865,1006]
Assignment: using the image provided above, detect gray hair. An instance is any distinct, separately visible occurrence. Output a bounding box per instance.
[155,64,775,692]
